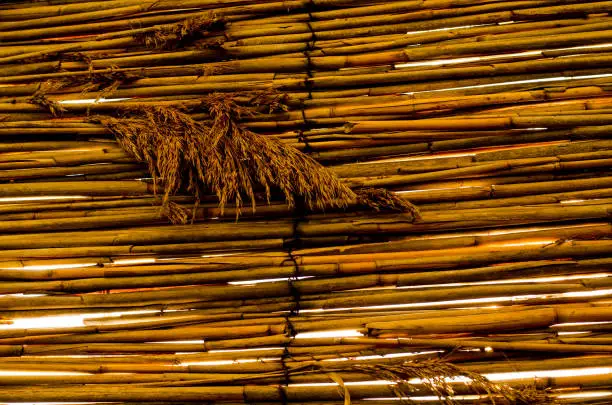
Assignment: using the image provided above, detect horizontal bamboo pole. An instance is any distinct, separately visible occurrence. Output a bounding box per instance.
[402,26,612,61]
[0,323,287,344]
[0,0,268,21]
[224,1,598,40]
[0,256,610,311]
[4,49,611,90]
[375,337,612,353]
[368,306,612,334]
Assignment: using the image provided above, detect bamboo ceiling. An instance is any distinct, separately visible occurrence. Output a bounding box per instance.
[0,0,612,403]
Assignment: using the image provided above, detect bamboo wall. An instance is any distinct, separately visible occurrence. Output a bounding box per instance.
[0,0,612,403]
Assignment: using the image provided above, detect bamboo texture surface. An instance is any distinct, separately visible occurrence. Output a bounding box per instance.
[0,0,612,404]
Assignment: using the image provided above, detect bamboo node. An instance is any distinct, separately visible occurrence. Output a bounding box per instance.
[196,62,233,78]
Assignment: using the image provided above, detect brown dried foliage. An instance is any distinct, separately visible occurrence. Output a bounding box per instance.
[94,90,418,221]
[136,14,225,50]
[158,200,191,224]
[95,95,354,218]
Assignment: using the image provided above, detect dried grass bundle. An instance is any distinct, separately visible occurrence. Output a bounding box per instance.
[202,93,356,213]
[92,90,418,221]
[94,95,355,218]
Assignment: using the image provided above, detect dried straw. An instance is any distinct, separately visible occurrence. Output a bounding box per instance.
[135,13,225,50]
[338,360,555,405]
[27,80,66,117]
[94,95,356,217]
[82,68,142,100]
[355,188,420,218]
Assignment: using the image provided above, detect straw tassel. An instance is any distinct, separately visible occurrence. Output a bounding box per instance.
[93,96,355,218]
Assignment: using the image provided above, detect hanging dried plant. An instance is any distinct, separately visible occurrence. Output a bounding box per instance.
[92,90,418,222]
[93,97,354,219]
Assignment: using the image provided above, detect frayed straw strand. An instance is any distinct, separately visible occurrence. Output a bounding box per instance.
[28,80,67,117]
[355,187,421,219]
[325,360,557,405]
[136,13,225,50]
